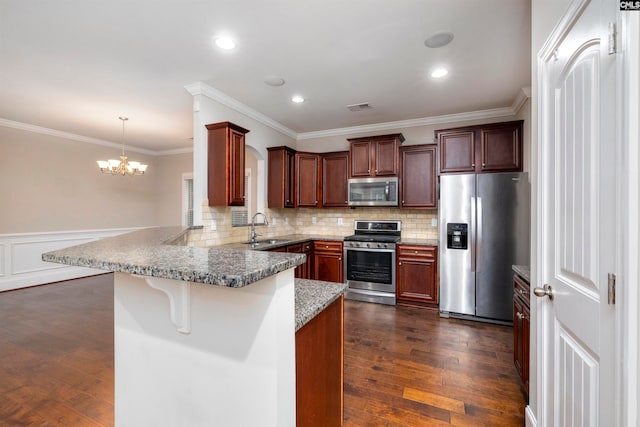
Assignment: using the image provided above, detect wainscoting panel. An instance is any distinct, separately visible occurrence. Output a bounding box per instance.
[0,228,140,292]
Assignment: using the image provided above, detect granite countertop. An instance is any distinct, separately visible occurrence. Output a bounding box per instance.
[295,279,347,331]
[220,234,344,250]
[512,265,530,282]
[397,238,439,246]
[42,227,305,288]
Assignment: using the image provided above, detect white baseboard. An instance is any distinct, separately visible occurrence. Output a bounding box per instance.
[525,405,537,427]
[0,227,141,292]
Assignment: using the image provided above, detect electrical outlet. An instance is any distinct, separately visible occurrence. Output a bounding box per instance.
[272,217,277,225]
[432,218,438,227]
[211,219,217,231]
[284,217,289,225]
[312,217,317,224]
[337,218,343,225]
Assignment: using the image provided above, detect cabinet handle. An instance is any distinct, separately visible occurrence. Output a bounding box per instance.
[482,163,486,167]
[398,262,402,265]
[368,169,370,173]
[325,245,329,248]
[338,257,341,261]
[375,169,378,173]
[516,312,529,321]
[414,250,418,254]
[472,163,475,167]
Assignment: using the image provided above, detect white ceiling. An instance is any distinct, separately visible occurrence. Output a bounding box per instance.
[0,0,531,153]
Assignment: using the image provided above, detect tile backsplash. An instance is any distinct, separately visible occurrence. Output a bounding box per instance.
[187,201,438,247]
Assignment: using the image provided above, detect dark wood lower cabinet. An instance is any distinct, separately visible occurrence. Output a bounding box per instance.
[396,245,438,309]
[513,273,530,401]
[296,296,344,427]
[287,242,313,279]
[313,241,344,283]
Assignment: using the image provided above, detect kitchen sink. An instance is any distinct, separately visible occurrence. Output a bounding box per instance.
[241,239,289,246]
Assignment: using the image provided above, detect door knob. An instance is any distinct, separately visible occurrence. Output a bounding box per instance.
[533,284,554,301]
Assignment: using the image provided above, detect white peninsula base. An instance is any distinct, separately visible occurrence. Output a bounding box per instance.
[113,270,296,427]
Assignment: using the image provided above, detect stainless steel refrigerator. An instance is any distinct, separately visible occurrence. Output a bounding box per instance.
[439,172,530,323]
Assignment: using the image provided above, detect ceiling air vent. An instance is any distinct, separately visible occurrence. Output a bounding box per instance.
[347,102,373,112]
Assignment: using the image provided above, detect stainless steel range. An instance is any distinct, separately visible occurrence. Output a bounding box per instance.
[343,220,401,305]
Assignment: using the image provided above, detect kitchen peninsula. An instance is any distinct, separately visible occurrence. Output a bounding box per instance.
[42,227,345,427]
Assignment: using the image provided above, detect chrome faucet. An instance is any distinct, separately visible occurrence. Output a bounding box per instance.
[250,212,269,243]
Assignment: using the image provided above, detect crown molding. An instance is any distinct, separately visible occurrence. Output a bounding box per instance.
[0,118,158,156]
[184,82,298,140]
[156,147,194,156]
[511,86,532,114]
[296,106,515,141]
[297,88,532,140]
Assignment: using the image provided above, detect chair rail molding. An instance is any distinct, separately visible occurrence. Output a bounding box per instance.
[0,227,140,292]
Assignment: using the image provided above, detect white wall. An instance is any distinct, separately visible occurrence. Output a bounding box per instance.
[0,124,193,290]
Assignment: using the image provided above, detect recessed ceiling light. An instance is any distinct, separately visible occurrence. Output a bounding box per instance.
[424,32,454,48]
[214,36,236,50]
[291,95,305,103]
[431,68,449,78]
[264,75,285,87]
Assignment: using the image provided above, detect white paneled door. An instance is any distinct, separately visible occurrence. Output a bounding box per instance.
[538,0,617,425]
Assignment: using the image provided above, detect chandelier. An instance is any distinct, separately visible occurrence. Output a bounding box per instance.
[97,117,148,176]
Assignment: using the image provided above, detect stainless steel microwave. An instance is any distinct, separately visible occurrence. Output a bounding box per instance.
[348,177,399,207]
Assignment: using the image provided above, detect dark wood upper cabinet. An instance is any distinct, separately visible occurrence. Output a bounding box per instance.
[348,133,405,178]
[205,121,249,206]
[399,144,437,209]
[322,151,349,208]
[267,146,296,208]
[295,152,322,208]
[436,120,523,174]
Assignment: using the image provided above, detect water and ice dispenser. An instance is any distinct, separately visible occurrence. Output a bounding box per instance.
[446,223,468,250]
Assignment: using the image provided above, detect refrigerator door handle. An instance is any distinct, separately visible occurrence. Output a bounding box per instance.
[476,197,482,272]
[470,197,476,272]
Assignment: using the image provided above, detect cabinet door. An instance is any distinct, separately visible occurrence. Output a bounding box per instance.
[513,294,525,382]
[400,144,437,208]
[396,247,438,307]
[373,137,398,176]
[313,252,343,283]
[438,130,476,174]
[206,121,249,207]
[349,141,372,177]
[286,244,305,278]
[228,128,246,206]
[267,147,296,208]
[322,152,349,207]
[295,153,321,208]
[480,122,522,172]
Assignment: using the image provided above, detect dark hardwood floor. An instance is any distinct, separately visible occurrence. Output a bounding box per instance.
[0,275,525,426]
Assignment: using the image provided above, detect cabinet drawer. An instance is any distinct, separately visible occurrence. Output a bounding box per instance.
[301,242,312,253]
[397,245,437,259]
[313,241,342,253]
[514,274,530,306]
[286,243,303,253]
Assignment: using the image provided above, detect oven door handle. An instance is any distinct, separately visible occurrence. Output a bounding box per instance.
[343,247,396,253]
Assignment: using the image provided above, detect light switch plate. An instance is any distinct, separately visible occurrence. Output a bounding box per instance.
[271,217,277,225]
[312,217,317,224]
[211,220,217,231]
[431,218,438,227]
[284,217,289,224]
[338,218,343,225]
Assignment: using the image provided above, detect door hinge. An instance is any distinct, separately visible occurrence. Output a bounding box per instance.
[608,22,617,55]
[608,273,616,305]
